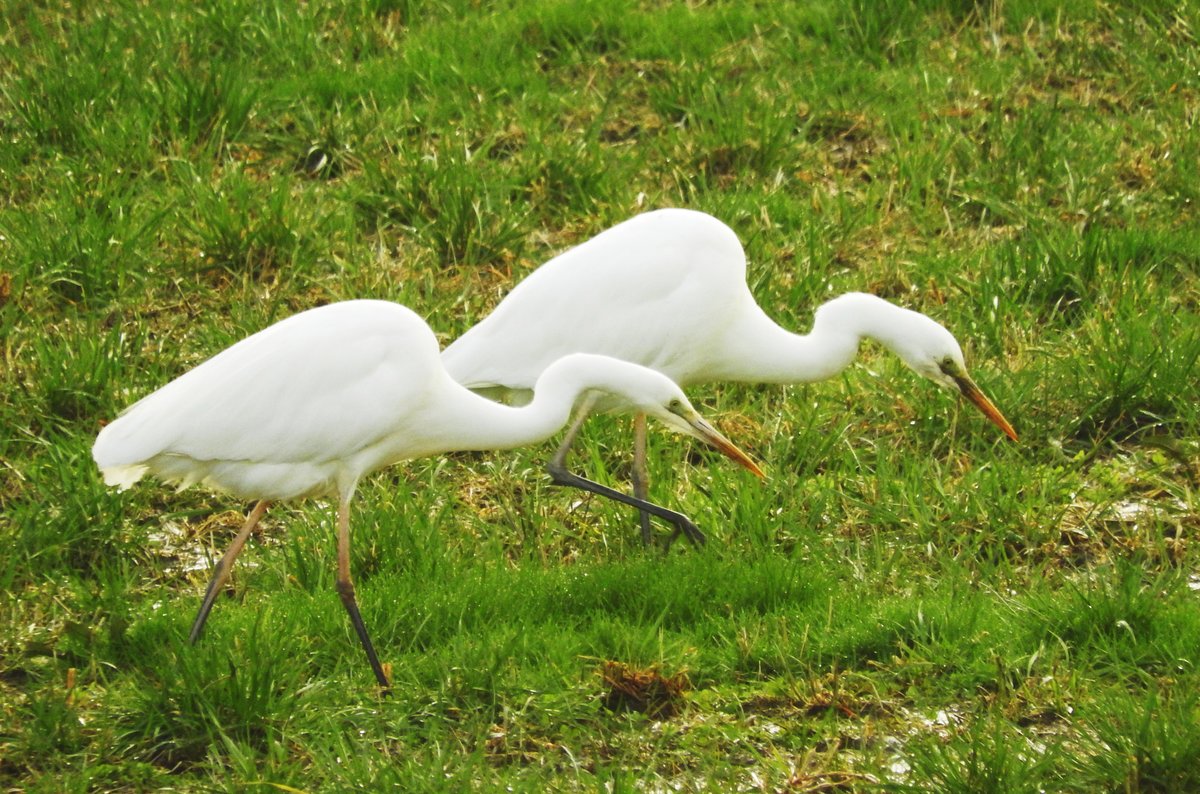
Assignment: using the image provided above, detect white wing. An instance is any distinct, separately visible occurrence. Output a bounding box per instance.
[93,301,442,472]
[441,208,748,390]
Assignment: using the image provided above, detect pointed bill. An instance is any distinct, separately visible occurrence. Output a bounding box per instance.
[685,412,767,478]
[954,375,1018,442]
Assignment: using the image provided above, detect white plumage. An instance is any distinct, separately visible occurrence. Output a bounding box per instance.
[443,209,1017,545]
[444,209,753,393]
[96,302,446,499]
[94,299,761,690]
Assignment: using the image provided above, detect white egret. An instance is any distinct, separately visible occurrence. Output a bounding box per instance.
[442,208,1018,546]
[92,299,762,690]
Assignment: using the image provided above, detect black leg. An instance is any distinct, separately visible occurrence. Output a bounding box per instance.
[335,496,392,694]
[189,500,270,644]
[548,409,707,549]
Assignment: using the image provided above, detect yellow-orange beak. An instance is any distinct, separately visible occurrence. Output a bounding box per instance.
[954,375,1018,442]
[686,412,767,478]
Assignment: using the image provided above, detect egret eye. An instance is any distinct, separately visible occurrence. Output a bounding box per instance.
[667,398,684,413]
[938,356,956,375]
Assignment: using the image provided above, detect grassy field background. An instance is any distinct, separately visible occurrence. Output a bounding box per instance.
[2,0,1199,790]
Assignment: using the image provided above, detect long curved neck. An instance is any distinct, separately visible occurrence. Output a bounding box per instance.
[712,292,911,384]
[429,355,634,453]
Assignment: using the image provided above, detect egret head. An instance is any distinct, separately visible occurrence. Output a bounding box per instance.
[888,314,968,389]
[572,354,765,478]
[887,313,1018,442]
[653,394,766,478]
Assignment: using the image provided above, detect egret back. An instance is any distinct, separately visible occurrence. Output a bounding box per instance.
[92,301,447,500]
[442,208,750,391]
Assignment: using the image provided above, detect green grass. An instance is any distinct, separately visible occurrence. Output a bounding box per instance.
[2,0,1199,790]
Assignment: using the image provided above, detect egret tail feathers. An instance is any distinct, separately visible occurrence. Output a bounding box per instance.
[100,464,148,491]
